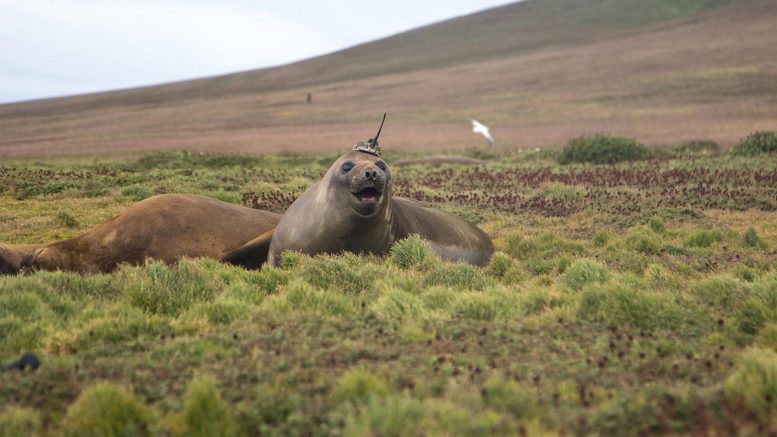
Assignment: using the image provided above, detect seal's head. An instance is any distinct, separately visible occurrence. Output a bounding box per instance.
[330,151,391,217]
[328,113,391,217]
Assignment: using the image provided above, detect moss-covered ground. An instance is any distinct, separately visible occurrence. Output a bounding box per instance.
[1,148,777,435]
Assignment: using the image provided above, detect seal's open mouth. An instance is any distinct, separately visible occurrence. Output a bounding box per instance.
[353,187,382,202]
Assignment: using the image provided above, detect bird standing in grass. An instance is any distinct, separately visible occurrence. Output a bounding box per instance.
[471,119,494,149]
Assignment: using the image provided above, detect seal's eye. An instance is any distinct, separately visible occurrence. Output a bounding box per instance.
[340,161,354,173]
[375,160,387,171]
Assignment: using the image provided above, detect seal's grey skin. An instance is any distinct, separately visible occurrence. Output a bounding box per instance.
[0,194,280,274]
[267,150,494,266]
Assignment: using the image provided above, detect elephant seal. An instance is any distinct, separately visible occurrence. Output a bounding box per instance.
[266,115,494,266]
[0,194,280,274]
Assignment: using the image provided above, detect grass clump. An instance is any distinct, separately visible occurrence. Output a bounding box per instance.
[481,376,536,419]
[625,227,663,254]
[343,395,423,437]
[649,217,666,234]
[578,284,704,331]
[559,135,650,164]
[755,324,777,351]
[734,274,777,336]
[333,369,391,404]
[119,260,220,316]
[731,131,777,156]
[724,348,777,420]
[282,280,355,317]
[239,384,303,435]
[685,229,723,248]
[119,185,153,201]
[299,254,378,294]
[691,276,750,310]
[562,259,610,291]
[0,407,41,437]
[55,211,79,228]
[174,375,238,437]
[61,382,157,437]
[744,227,766,249]
[369,286,423,321]
[423,262,491,290]
[390,235,440,270]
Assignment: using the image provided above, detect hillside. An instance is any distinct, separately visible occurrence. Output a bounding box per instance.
[1,0,776,157]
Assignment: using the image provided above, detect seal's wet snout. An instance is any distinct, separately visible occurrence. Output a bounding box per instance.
[349,161,387,205]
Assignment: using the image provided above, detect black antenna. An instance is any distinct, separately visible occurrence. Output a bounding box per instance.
[372,113,387,144]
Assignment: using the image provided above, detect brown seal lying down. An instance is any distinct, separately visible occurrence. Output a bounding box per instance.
[0,194,280,274]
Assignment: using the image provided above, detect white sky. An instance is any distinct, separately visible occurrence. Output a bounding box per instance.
[0,0,511,103]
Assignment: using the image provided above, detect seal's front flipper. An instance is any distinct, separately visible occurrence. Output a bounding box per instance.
[221,229,274,270]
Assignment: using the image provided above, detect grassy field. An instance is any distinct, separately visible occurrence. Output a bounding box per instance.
[1,144,777,435]
[2,0,776,156]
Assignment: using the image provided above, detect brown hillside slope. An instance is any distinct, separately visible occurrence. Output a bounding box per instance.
[0,0,775,157]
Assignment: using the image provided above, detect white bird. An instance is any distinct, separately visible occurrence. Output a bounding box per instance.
[470,119,494,149]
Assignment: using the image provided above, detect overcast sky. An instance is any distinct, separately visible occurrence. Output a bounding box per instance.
[0,0,512,104]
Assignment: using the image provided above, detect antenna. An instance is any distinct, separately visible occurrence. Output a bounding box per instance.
[372,113,387,144]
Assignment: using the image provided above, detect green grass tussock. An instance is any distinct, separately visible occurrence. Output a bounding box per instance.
[55,210,79,229]
[119,259,220,316]
[731,131,777,156]
[744,227,766,249]
[119,185,153,201]
[390,235,440,270]
[173,375,239,437]
[423,262,492,290]
[333,369,391,404]
[562,259,610,291]
[578,283,707,331]
[0,407,42,437]
[724,348,777,420]
[686,229,723,248]
[559,135,650,164]
[61,382,157,437]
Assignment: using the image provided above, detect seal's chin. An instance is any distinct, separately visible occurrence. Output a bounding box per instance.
[352,187,382,203]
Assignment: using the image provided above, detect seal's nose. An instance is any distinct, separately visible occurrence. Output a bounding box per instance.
[364,169,378,180]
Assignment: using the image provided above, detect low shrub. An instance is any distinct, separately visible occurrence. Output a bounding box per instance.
[559,135,650,164]
[731,131,777,156]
